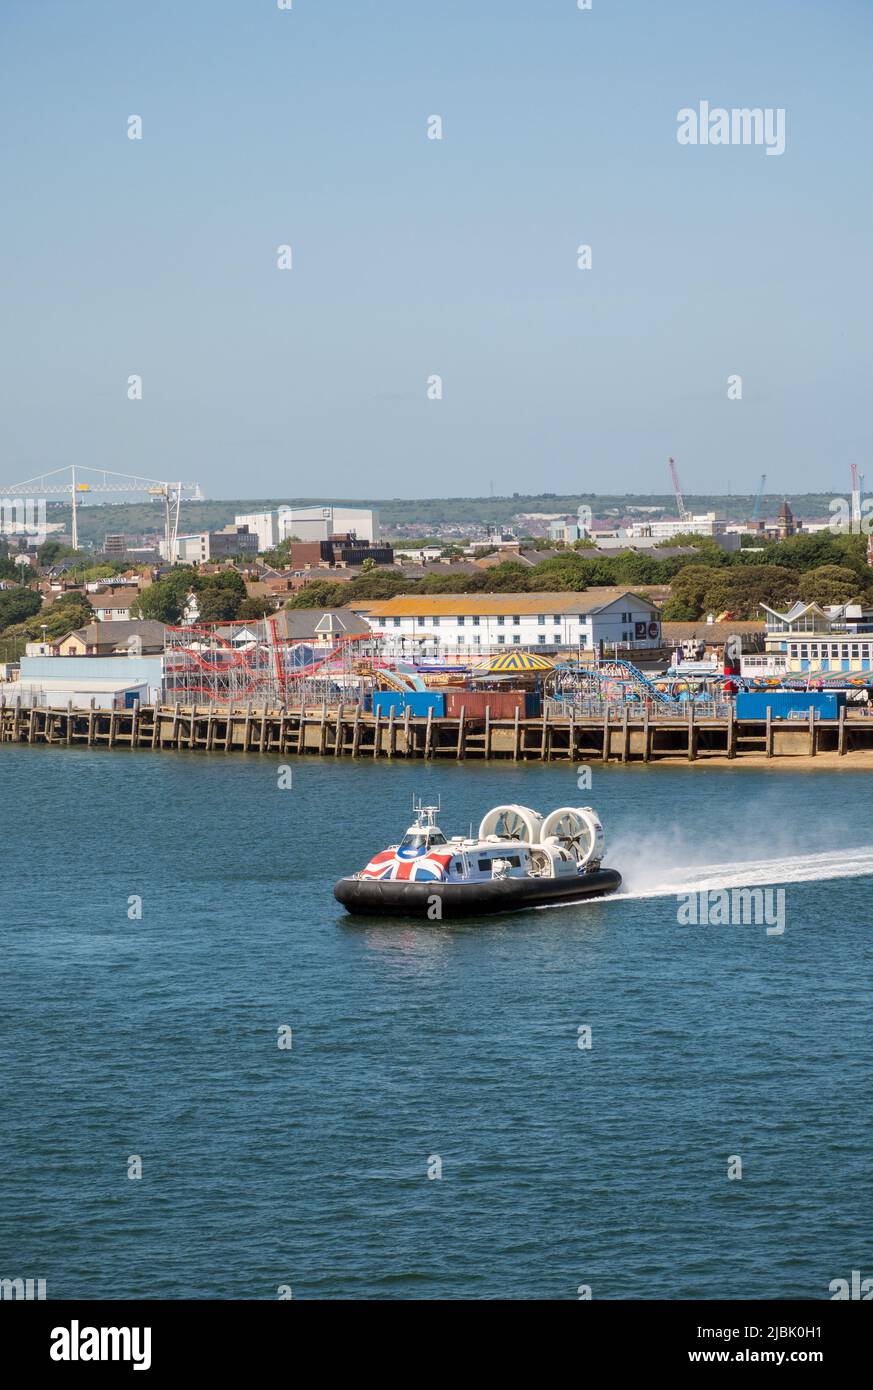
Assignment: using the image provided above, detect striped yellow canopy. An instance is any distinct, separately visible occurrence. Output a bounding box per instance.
[478,651,555,673]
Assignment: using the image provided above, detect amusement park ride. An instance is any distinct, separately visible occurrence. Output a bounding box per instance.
[163,623,429,708]
[163,621,858,712]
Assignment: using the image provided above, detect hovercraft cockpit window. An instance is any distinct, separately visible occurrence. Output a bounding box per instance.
[401,830,447,851]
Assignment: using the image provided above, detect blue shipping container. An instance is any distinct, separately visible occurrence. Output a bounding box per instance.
[372,691,445,718]
[735,691,845,720]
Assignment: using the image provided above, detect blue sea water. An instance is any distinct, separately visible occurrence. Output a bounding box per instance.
[1,744,872,1301]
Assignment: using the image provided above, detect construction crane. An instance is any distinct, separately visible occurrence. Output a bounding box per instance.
[851,463,864,531]
[668,457,690,524]
[0,466,202,559]
[751,473,767,523]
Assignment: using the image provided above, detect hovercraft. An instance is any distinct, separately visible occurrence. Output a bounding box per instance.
[333,799,622,918]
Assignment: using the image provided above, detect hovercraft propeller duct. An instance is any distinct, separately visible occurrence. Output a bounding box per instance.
[541,807,604,869]
[478,805,543,845]
[477,804,604,870]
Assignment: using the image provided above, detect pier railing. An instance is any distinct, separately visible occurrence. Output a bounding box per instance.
[544,697,733,721]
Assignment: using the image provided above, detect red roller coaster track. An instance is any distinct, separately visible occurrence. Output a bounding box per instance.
[164,623,378,702]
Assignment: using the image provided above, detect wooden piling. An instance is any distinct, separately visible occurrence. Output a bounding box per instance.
[318,703,328,755]
[765,705,773,759]
[387,705,396,759]
[243,702,252,752]
[809,706,816,757]
[334,703,344,757]
[424,707,434,759]
[352,703,362,757]
[513,705,520,761]
[456,704,466,759]
[485,704,492,759]
[838,703,846,756]
[297,703,306,754]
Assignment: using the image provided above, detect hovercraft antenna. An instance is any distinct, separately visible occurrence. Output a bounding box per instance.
[411,794,441,828]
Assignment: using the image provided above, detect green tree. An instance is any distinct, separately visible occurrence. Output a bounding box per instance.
[668,565,728,617]
[37,540,83,566]
[659,598,699,621]
[0,587,43,632]
[0,621,32,662]
[132,568,196,624]
[765,532,848,572]
[196,586,243,623]
[798,565,867,607]
[26,594,94,640]
[237,596,276,619]
[704,566,798,619]
[194,568,247,599]
[343,571,410,600]
[285,580,348,609]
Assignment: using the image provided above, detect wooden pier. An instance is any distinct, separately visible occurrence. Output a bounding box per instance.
[1,697,872,762]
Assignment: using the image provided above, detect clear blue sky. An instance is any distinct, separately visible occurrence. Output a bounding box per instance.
[1,0,871,500]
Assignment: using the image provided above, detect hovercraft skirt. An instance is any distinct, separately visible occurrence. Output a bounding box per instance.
[334,869,622,918]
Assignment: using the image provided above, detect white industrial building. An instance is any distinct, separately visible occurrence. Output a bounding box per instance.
[278,505,379,544]
[0,655,164,709]
[626,513,727,540]
[234,511,279,552]
[173,526,258,563]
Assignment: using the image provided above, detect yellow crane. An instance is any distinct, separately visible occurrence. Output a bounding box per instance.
[0,466,202,558]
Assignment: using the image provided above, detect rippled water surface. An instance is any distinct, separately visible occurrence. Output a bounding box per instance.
[2,746,872,1299]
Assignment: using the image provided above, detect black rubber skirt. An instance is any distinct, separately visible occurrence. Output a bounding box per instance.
[334,868,622,919]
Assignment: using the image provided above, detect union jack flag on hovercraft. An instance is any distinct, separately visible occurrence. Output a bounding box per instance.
[359,847,454,882]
